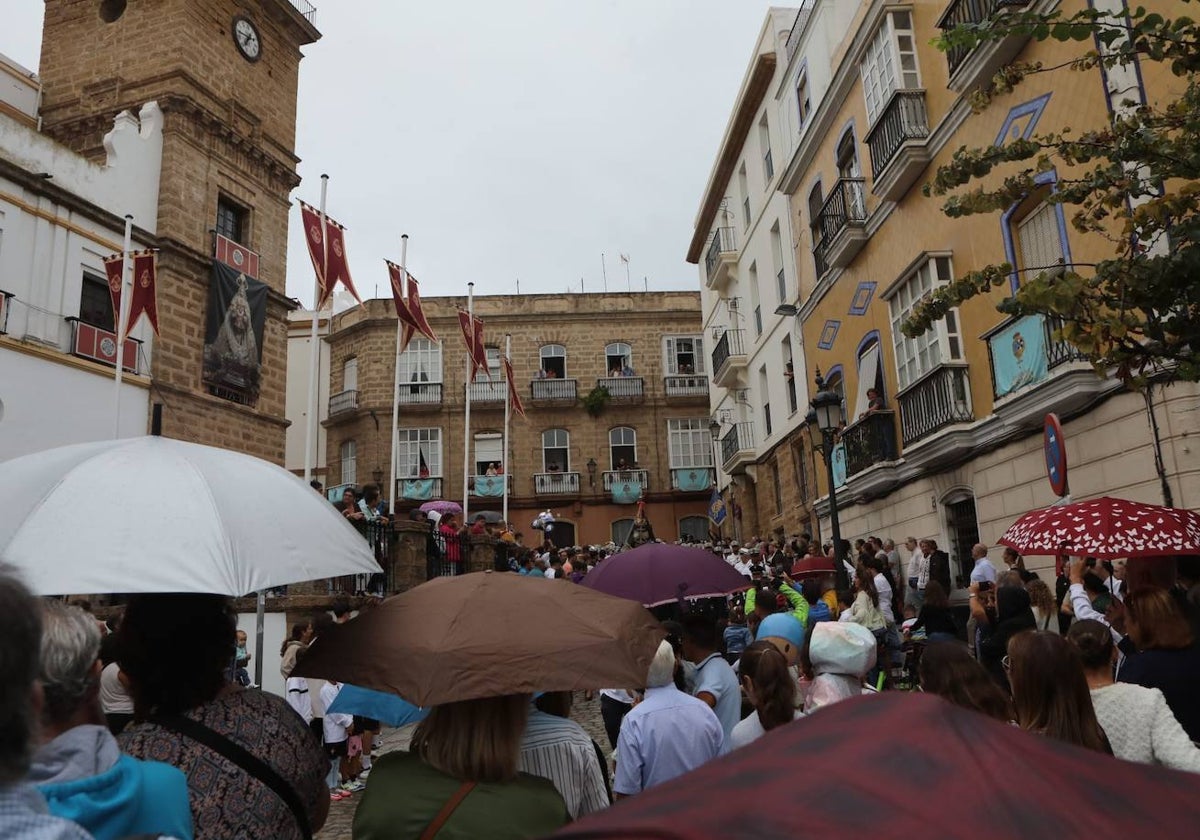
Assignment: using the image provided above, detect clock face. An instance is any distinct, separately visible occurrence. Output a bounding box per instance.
[232,16,262,62]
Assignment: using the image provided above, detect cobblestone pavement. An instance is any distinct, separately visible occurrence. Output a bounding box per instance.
[316,693,611,839]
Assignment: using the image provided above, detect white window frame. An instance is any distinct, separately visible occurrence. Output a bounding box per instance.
[474,346,502,382]
[398,338,442,385]
[474,432,503,474]
[888,255,962,390]
[605,342,633,372]
[667,418,714,469]
[796,70,812,129]
[608,426,637,469]
[539,343,567,376]
[1016,201,1066,279]
[860,9,921,124]
[342,357,357,392]
[397,427,442,478]
[340,439,357,486]
[664,335,705,375]
[542,428,570,472]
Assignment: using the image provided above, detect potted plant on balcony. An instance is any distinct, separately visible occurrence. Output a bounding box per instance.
[581,385,611,417]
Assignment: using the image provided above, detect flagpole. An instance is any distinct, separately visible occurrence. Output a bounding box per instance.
[303,174,329,485]
[502,333,512,528]
[112,214,133,439]
[462,282,475,525]
[388,234,409,517]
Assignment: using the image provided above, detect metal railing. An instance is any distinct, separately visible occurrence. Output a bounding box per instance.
[705,226,738,280]
[813,237,830,279]
[283,0,317,24]
[1046,316,1087,369]
[897,364,974,446]
[327,518,391,595]
[469,380,507,403]
[534,472,581,495]
[530,378,578,401]
[597,376,644,400]
[428,528,468,579]
[711,329,746,374]
[602,469,649,492]
[720,422,755,467]
[818,178,867,244]
[941,0,1029,76]
[329,389,358,416]
[866,90,929,177]
[841,411,898,477]
[66,318,142,374]
[664,375,709,398]
[397,382,443,405]
[785,0,818,63]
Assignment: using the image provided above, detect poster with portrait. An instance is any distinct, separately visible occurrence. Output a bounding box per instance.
[202,261,267,406]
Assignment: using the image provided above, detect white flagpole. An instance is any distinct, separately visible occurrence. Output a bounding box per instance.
[303,174,329,485]
[388,234,408,516]
[112,214,133,439]
[462,282,475,524]
[502,333,512,528]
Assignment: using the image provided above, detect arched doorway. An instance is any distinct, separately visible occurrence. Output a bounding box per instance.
[548,521,576,549]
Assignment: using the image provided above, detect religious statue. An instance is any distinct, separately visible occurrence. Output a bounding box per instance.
[624,501,656,549]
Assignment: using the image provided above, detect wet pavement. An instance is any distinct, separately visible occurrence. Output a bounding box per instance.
[316,692,611,839]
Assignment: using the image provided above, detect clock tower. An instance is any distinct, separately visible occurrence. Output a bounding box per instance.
[36,0,321,463]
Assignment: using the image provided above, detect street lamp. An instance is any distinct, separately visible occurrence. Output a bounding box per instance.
[586,457,597,488]
[807,371,848,590]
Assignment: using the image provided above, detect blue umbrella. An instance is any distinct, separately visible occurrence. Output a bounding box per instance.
[326,683,428,727]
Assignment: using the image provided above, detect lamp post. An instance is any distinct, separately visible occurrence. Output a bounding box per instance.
[586,457,597,488]
[708,417,726,538]
[807,371,848,590]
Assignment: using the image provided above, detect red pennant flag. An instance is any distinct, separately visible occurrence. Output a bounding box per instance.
[126,251,160,337]
[298,201,330,307]
[458,309,480,379]
[472,315,489,378]
[406,274,439,344]
[385,260,414,324]
[102,254,124,327]
[321,217,363,309]
[504,355,526,418]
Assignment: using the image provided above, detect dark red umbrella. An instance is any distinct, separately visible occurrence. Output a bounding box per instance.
[1000,496,1200,558]
[581,543,751,607]
[790,554,836,578]
[555,693,1200,839]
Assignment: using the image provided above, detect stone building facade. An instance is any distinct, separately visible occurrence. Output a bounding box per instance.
[317,292,717,546]
[33,0,321,462]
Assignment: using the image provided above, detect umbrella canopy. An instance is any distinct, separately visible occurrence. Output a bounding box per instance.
[999,496,1200,559]
[473,510,504,524]
[326,684,427,728]
[0,436,381,596]
[554,693,1200,839]
[419,500,462,516]
[294,571,664,706]
[790,555,836,578]
[581,543,751,607]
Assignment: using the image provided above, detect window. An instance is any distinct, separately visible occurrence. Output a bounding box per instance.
[888,256,962,390]
[824,368,847,419]
[339,440,357,486]
[539,344,567,378]
[748,263,761,337]
[215,195,248,244]
[853,338,884,418]
[1016,201,1065,279]
[397,427,442,477]
[791,440,811,503]
[609,427,637,469]
[665,336,704,375]
[738,164,750,229]
[667,419,714,468]
[679,516,709,542]
[796,71,812,128]
[79,273,115,331]
[612,518,635,545]
[759,114,774,182]
[860,10,920,124]
[342,357,358,393]
[771,461,783,515]
[760,366,772,438]
[771,223,786,302]
[474,346,501,382]
[398,337,442,385]
[605,342,632,375]
[836,129,861,181]
[474,432,502,475]
[943,490,980,588]
[782,336,798,415]
[542,428,570,472]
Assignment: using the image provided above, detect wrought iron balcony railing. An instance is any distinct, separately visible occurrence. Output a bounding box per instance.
[818,178,867,244]
[328,390,358,416]
[711,329,746,375]
[940,0,1030,76]
[705,226,738,281]
[866,90,929,177]
[841,411,899,478]
[664,375,709,398]
[602,469,649,492]
[897,364,974,446]
[597,376,644,400]
[534,472,581,495]
[530,378,578,401]
[720,422,755,468]
[397,382,443,406]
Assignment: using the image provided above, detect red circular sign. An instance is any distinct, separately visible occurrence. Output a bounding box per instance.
[1043,413,1068,497]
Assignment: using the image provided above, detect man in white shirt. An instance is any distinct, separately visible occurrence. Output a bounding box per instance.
[904,537,928,609]
[520,694,610,819]
[969,544,998,585]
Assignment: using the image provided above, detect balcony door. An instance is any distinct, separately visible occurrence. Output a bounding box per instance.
[474,432,503,475]
[542,429,570,473]
[548,520,576,550]
[609,427,637,470]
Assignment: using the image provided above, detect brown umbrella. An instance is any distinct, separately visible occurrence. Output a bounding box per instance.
[293,570,665,706]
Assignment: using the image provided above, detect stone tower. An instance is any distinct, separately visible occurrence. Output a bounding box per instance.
[37,0,321,462]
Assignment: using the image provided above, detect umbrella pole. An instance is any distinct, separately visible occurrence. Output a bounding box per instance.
[254,589,265,687]
[389,234,409,517]
[112,214,133,439]
[462,282,474,526]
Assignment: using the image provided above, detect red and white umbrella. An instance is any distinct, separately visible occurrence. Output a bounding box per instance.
[999,496,1200,559]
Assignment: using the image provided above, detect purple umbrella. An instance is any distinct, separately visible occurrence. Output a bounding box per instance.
[581,543,751,607]
[419,500,462,515]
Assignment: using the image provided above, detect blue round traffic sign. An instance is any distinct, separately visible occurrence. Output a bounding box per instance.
[1044,413,1068,497]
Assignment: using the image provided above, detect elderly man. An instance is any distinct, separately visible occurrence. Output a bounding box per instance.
[518,693,609,819]
[0,569,93,839]
[613,640,723,797]
[27,601,192,840]
[969,544,998,585]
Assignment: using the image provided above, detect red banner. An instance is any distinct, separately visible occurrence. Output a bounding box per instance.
[472,316,488,377]
[406,274,439,344]
[102,254,124,325]
[386,260,414,324]
[215,234,259,279]
[457,309,479,379]
[126,251,160,337]
[504,355,525,418]
[299,201,329,307]
[321,217,363,309]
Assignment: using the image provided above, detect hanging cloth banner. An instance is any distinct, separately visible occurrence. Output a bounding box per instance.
[611,480,644,505]
[401,478,437,501]
[102,254,124,327]
[474,475,506,498]
[126,251,160,338]
[202,261,268,405]
[674,468,712,493]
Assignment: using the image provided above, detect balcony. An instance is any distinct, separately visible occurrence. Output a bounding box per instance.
[534,472,581,497]
[897,364,974,447]
[602,469,649,492]
[597,376,644,402]
[785,0,817,64]
[704,226,738,291]
[812,237,830,280]
[66,319,141,374]
[939,0,1033,92]
[841,411,899,478]
[469,380,506,406]
[397,382,443,408]
[530,378,578,403]
[471,474,512,498]
[397,476,443,502]
[664,375,709,400]
[720,422,756,473]
[865,90,931,201]
[284,0,317,23]
[711,329,747,387]
[671,467,714,492]
[328,389,358,417]
[818,178,868,268]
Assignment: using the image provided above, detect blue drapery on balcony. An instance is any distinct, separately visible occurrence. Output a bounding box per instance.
[474,475,506,498]
[401,478,437,501]
[991,314,1049,397]
[673,468,712,492]
[611,480,644,504]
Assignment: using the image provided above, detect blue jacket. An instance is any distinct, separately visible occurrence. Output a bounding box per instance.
[29,725,193,840]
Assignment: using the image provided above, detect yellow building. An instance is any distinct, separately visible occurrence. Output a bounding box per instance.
[764,0,1198,587]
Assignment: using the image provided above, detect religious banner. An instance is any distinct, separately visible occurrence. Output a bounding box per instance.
[321,217,363,308]
[102,254,124,325]
[674,468,712,493]
[126,251,160,337]
[298,201,330,306]
[831,441,848,489]
[202,261,267,406]
[406,273,438,343]
[708,486,727,526]
[503,356,525,418]
[474,475,506,498]
[215,234,260,279]
[611,478,643,505]
[991,314,1049,397]
[401,478,437,501]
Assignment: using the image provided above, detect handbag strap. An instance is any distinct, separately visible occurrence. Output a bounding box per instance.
[418,781,477,840]
[152,713,312,840]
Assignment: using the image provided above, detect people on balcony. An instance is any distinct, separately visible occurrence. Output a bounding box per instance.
[858,387,886,420]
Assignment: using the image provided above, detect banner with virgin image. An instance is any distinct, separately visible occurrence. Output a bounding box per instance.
[202,261,267,406]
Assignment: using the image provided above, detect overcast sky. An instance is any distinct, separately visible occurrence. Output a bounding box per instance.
[2,1,779,306]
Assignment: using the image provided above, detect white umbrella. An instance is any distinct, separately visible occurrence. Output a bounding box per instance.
[0,436,382,596]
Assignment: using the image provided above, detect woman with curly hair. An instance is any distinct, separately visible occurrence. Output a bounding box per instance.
[1026,578,1059,634]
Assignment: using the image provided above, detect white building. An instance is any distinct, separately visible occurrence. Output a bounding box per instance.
[0,53,163,462]
[284,308,330,481]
